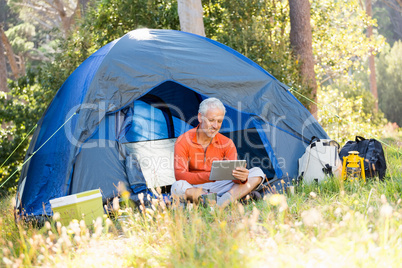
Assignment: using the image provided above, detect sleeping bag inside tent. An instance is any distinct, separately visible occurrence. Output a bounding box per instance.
[15,29,329,219]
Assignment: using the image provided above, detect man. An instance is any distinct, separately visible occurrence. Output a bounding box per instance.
[171,97,264,207]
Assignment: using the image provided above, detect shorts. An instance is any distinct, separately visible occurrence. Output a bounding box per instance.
[171,167,264,198]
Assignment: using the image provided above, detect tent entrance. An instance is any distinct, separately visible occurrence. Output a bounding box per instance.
[118,81,276,183]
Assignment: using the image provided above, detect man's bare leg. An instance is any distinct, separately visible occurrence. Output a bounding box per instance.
[184,187,205,204]
[219,176,262,207]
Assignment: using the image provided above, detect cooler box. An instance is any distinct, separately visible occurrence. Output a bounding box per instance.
[49,189,104,226]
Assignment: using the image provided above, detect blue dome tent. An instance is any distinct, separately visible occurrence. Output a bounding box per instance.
[15,29,328,218]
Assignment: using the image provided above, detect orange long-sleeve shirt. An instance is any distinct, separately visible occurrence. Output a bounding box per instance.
[174,126,243,185]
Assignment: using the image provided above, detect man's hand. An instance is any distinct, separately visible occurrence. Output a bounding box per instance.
[232,167,249,182]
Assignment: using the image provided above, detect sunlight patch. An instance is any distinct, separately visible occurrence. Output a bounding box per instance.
[128,29,154,41]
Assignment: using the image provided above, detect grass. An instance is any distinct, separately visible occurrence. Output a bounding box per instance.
[0,134,401,267]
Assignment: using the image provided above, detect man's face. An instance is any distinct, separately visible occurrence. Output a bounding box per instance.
[198,108,225,138]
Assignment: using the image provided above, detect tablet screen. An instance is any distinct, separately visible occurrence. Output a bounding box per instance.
[209,160,247,181]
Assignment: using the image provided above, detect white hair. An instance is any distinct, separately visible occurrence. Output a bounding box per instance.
[198,98,226,115]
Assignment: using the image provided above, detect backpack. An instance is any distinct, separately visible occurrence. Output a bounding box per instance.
[339,136,387,180]
[298,137,342,183]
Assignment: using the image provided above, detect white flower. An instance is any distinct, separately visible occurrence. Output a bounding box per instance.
[380,204,393,218]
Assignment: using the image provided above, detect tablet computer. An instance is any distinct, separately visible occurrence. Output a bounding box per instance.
[209,160,247,181]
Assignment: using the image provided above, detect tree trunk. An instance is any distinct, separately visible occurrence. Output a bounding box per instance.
[53,0,71,36]
[0,24,20,80]
[289,0,318,117]
[0,35,8,92]
[366,0,379,112]
[177,0,206,37]
[16,54,26,77]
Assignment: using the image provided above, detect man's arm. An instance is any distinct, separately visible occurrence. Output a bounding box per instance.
[225,139,249,184]
[174,140,211,185]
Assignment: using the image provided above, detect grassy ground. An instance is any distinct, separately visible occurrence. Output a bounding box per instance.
[0,134,401,267]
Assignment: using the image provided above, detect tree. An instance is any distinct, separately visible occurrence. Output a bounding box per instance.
[0,24,22,79]
[178,0,205,36]
[377,41,402,126]
[288,0,317,116]
[374,0,402,46]
[366,0,379,111]
[381,0,402,12]
[311,1,384,83]
[203,0,303,97]
[7,0,86,37]
[0,35,7,92]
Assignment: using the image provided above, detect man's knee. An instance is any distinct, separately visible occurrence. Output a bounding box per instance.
[171,180,193,199]
[251,175,263,185]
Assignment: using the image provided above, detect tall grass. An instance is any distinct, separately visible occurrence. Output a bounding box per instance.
[1,134,401,267]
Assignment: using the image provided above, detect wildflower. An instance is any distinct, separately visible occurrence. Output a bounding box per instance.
[367,206,374,214]
[145,208,154,215]
[269,194,288,212]
[138,193,144,204]
[94,217,103,237]
[117,181,128,193]
[301,208,323,227]
[45,221,51,230]
[80,220,86,229]
[309,192,317,198]
[269,194,284,206]
[3,257,12,265]
[342,212,352,222]
[56,222,62,234]
[237,203,245,215]
[295,221,303,227]
[380,204,393,218]
[381,194,387,204]
[334,207,342,217]
[112,197,120,211]
[53,212,60,221]
[2,248,10,256]
[105,218,113,226]
[122,190,130,200]
[37,255,45,263]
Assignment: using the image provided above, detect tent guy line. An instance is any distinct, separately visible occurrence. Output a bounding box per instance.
[0,113,77,189]
[0,124,37,171]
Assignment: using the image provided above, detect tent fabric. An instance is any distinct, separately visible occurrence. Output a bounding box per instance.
[16,29,328,217]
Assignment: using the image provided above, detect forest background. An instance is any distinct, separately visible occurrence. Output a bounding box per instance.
[0,0,401,193]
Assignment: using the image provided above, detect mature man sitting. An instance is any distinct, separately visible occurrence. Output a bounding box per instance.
[171,97,264,207]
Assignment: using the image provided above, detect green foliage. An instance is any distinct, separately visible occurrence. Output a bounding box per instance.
[203,0,303,92]
[318,79,387,144]
[373,1,396,45]
[0,0,18,26]
[81,0,180,49]
[373,0,402,46]
[311,0,385,85]
[0,71,53,193]
[377,41,402,127]
[5,22,35,54]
